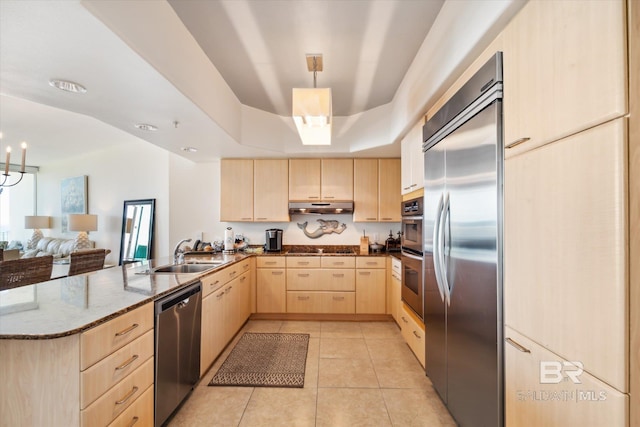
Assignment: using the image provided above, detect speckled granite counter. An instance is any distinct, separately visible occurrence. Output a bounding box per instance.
[0,253,249,339]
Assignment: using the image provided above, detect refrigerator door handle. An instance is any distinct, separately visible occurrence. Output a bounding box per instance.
[439,192,452,306]
[432,194,445,302]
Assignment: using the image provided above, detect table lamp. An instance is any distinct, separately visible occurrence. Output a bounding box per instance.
[24,215,51,250]
[68,214,97,251]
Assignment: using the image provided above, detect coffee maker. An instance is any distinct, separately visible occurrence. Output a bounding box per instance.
[265,228,283,252]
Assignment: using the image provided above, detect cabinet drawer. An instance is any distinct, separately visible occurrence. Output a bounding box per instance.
[81,303,153,370]
[399,305,425,367]
[201,269,227,297]
[286,292,323,313]
[256,268,286,313]
[286,269,322,290]
[286,256,321,268]
[391,257,401,276]
[221,260,251,283]
[356,256,385,269]
[81,357,154,427]
[107,384,153,427]
[320,292,355,314]
[81,329,154,409]
[257,256,285,268]
[321,256,356,268]
[319,269,355,291]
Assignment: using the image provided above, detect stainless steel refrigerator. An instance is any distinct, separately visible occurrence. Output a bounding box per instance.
[422,52,503,427]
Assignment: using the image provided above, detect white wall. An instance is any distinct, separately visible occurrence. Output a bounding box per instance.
[37,139,170,264]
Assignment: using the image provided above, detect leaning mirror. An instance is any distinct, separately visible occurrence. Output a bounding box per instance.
[119,199,155,265]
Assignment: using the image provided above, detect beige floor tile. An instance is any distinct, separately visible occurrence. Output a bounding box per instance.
[360,321,403,339]
[318,357,379,388]
[241,319,283,333]
[366,338,422,366]
[382,387,457,426]
[320,321,363,338]
[304,337,320,389]
[167,386,253,426]
[320,337,370,359]
[373,360,431,389]
[239,387,317,427]
[278,320,322,337]
[316,388,392,427]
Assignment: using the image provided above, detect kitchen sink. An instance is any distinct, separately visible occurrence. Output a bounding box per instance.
[152,264,218,274]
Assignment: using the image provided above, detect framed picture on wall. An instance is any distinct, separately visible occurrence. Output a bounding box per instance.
[61,175,87,233]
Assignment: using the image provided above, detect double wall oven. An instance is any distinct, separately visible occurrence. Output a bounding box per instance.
[401,197,424,319]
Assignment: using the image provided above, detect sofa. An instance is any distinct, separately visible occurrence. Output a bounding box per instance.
[21,237,94,259]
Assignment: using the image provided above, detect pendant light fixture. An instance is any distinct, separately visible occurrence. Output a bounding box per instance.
[292,54,332,145]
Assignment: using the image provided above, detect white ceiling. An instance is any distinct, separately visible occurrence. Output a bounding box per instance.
[0,0,522,167]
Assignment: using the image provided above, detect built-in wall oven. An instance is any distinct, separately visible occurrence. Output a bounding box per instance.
[401,197,424,319]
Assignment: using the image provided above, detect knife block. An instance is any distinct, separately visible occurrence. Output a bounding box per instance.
[360,237,369,255]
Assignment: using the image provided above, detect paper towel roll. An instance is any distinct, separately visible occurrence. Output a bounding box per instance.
[224,227,234,251]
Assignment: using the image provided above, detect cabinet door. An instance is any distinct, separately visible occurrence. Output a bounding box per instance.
[256,269,286,313]
[320,292,355,314]
[401,120,424,194]
[355,269,386,314]
[505,119,627,392]
[289,159,321,200]
[220,159,254,221]
[322,158,353,200]
[390,269,401,323]
[353,158,379,221]
[254,159,289,221]
[505,327,627,427]
[378,159,401,221]
[503,0,626,157]
[286,292,323,313]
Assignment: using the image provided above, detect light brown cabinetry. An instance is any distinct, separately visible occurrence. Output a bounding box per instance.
[256,256,286,313]
[355,256,386,314]
[354,158,401,222]
[388,257,401,323]
[220,159,254,221]
[504,327,627,427]
[399,304,425,367]
[254,159,289,221]
[289,158,353,201]
[502,0,627,158]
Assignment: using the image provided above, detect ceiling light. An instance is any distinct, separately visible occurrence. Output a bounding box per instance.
[48,79,87,93]
[181,147,198,152]
[292,54,332,146]
[134,123,158,131]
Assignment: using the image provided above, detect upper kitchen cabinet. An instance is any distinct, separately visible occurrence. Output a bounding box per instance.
[503,0,627,157]
[289,158,353,201]
[220,159,254,221]
[401,120,425,195]
[353,158,401,222]
[254,159,289,222]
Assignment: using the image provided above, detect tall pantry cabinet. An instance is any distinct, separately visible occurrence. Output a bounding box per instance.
[499,0,637,425]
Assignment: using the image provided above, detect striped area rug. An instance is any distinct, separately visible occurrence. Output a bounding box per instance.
[208,332,310,388]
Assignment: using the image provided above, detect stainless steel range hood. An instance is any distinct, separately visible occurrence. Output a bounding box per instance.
[288,201,354,215]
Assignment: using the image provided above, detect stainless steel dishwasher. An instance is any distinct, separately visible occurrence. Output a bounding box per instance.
[154,281,202,426]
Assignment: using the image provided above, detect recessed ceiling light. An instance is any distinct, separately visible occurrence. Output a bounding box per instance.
[48,79,87,93]
[181,147,198,153]
[134,123,158,131]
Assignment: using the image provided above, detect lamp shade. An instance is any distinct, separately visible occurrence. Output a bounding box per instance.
[25,215,51,229]
[292,87,332,145]
[68,214,98,232]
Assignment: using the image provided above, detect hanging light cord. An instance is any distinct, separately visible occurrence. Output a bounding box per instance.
[313,56,318,88]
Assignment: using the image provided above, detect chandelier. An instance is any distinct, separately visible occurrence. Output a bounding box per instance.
[0,132,28,193]
[292,54,332,145]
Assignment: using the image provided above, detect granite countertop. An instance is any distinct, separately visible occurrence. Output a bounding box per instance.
[0,253,249,340]
[256,245,396,256]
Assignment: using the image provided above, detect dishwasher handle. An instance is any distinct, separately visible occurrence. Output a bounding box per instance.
[155,282,202,315]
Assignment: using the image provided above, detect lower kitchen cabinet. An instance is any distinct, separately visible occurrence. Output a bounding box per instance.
[505,327,628,427]
[256,256,286,313]
[356,256,386,314]
[389,257,401,323]
[399,304,425,367]
[287,291,356,314]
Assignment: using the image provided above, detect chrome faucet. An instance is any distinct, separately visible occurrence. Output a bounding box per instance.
[173,238,192,264]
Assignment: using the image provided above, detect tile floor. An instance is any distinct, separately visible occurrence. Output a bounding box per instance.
[167,320,456,427]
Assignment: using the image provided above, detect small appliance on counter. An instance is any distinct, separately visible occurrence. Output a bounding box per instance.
[265,228,283,252]
[223,227,235,254]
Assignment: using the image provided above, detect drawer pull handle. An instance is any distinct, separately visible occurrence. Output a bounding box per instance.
[243,264,249,269]
[115,354,139,371]
[366,217,376,220]
[403,186,411,190]
[506,337,531,353]
[298,262,310,265]
[128,416,139,427]
[272,271,283,275]
[366,262,377,265]
[309,196,319,199]
[230,270,237,275]
[381,217,392,220]
[359,272,371,275]
[401,316,408,324]
[115,386,139,405]
[298,296,310,301]
[115,323,139,337]
[240,276,246,282]
[412,330,421,339]
[298,273,310,277]
[216,291,225,298]
[225,286,233,294]
[333,296,345,301]
[505,137,530,149]
[266,261,277,265]
[241,217,252,220]
[256,217,267,220]
[324,196,335,199]
[333,274,344,278]
[334,262,344,265]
